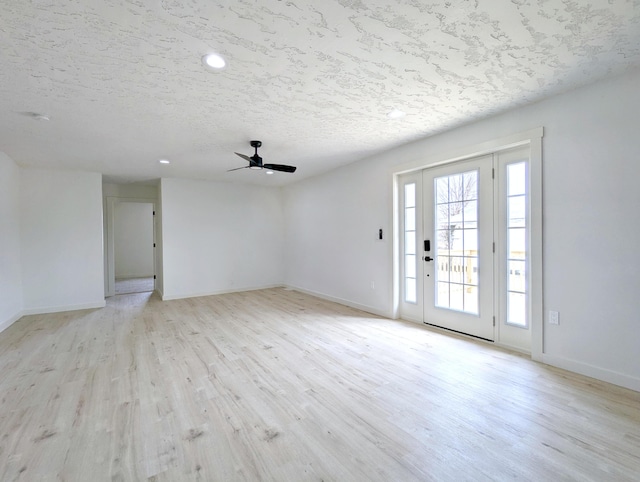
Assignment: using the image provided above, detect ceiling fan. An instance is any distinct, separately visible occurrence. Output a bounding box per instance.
[229,140,297,173]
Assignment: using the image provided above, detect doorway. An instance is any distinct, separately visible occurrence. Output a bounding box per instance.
[398,144,536,353]
[423,155,494,340]
[105,198,156,297]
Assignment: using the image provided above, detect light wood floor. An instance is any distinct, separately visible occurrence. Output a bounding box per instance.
[1,288,639,481]
[115,277,155,295]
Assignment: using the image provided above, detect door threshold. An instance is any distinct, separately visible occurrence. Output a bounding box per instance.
[422,321,494,343]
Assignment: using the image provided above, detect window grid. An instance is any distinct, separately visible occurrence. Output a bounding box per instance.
[435,170,479,314]
[404,183,417,303]
[506,162,528,327]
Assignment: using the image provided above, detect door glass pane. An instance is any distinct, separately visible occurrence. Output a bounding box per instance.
[508,196,526,227]
[434,170,479,314]
[436,177,449,203]
[450,283,464,311]
[404,182,417,304]
[405,231,416,255]
[463,172,478,200]
[437,282,450,308]
[508,292,526,326]
[468,257,479,285]
[508,260,526,293]
[463,200,478,229]
[508,162,526,196]
[463,285,478,314]
[508,228,526,259]
[405,255,416,279]
[437,256,450,282]
[405,183,416,207]
[449,257,464,284]
[405,207,416,231]
[506,162,528,327]
[436,204,449,230]
[449,201,464,219]
[463,228,478,253]
[405,278,417,303]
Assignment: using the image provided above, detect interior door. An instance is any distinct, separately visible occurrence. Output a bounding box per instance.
[423,155,494,340]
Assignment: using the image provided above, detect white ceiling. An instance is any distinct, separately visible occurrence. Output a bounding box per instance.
[1,1,639,186]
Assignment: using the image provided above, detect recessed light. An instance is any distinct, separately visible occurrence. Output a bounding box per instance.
[202,53,226,71]
[387,109,406,120]
[265,170,274,175]
[159,159,170,164]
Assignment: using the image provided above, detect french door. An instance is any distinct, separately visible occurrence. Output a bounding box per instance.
[399,146,532,350]
[423,156,494,340]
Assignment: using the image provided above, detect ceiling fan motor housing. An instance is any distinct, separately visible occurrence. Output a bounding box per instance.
[249,140,263,168]
[250,154,263,168]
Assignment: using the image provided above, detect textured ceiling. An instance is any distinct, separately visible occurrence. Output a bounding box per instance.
[1,0,639,186]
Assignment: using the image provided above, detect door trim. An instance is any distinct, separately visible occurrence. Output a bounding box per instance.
[393,128,543,361]
[423,155,495,341]
[105,197,157,297]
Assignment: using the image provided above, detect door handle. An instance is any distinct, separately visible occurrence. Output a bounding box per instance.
[424,256,433,262]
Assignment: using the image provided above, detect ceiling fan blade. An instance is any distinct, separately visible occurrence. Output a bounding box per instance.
[234,152,253,163]
[263,163,297,173]
[227,166,250,172]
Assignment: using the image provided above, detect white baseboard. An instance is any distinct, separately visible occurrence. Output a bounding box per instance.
[161,284,283,301]
[495,341,531,356]
[163,283,392,319]
[401,317,636,391]
[0,310,24,334]
[22,300,106,316]
[542,354,640,393]
[285,285,392,319]
[115,274,154,279]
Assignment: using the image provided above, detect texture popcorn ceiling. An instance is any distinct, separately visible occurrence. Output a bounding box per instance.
[1,0,639,185]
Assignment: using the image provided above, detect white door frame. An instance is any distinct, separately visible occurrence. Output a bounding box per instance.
[423,154,495,341]
[392,128,543,361]
[105,197,157,297]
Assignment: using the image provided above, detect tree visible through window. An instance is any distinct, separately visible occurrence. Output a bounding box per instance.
[435,171,479,313]
[437,173,477,249]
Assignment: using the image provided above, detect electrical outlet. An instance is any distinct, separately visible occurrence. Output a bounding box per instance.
[549,310,559,325]
[371,281,375,289]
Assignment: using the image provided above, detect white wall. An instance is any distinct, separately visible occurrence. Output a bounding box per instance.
[161,178,284,299]
[114,202,154,278]
[0,153,24,331]
[283,69,640,391]
[21,168,105,313]
[103,182,159,200]
[283,160,392,316]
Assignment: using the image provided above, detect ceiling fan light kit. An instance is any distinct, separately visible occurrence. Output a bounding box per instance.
[229,140,297,174]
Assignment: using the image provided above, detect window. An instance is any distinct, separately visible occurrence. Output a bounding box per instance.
[434,170,479,314]
[404,183,417,303]
[506,162,528,327]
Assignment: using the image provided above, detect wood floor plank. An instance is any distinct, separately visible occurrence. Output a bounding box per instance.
[1,287,639,481]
